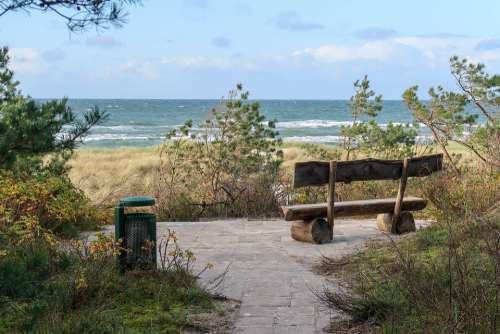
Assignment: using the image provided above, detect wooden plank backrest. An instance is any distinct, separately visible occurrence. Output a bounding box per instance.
[293,153,443,188]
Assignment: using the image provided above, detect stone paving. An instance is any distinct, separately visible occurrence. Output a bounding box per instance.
[154,218,427,334]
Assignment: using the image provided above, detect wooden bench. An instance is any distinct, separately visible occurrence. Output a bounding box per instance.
[281,154,443,244]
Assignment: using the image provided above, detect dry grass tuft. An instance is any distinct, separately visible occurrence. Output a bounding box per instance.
[314,255,353,276]
[69,145,315,207]
[69,147,161,207]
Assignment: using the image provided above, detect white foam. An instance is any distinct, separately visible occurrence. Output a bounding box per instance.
[284,134,434,144]
[83,134,156,142]
[283,135,344,143]
[415,135,434,143]
[276,120,355,129]
[92,125,171,131]
[275,119,425,129]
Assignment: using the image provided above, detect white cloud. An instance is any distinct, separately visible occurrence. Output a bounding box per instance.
[292,41,395,63]
[115,60,157,80]
[475,51,500,62]
[107,56,240,80]
[160,56,231,68]
[42,48,66,62]
[158,55,285,71]
[83,34,500,97]
[108,53,276,81]
[393,36,469,61]
[395,36,500,64]
[9,48,46,74]
[292,36,500,65]
[476,38,500,51]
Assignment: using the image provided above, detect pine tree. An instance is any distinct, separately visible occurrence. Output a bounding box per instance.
[0,47,107,172]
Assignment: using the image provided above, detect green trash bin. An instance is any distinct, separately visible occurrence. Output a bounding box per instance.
[115,196,156,269]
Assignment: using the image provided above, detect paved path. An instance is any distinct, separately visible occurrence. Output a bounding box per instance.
[155,218,427,334]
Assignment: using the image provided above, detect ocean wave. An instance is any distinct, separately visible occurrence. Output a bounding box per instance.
[83,134,159,142]
[82,132,435,145]
[415,135,434,143]
[276,120,354,129]
[92,124,172,131]
[128,121,156,126]
[283,136,344,143]
[90,120,428,132]
[275,119,425,129]
[284,134,434,144]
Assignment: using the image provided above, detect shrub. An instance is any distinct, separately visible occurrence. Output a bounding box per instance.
[341,76,419,160]
[403,56,499,174]
[0,171,102,244]
[155,84,284,220]
[423,172,499,220]
[316,171,500,333]
[0,47,107,174]
[0,231,216,333]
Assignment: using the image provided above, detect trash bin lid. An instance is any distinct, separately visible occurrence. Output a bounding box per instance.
[119,196,155,207]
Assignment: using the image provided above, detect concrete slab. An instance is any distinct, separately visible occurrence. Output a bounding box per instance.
[148,218,428,333]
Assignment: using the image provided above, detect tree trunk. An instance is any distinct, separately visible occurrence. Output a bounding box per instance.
[290,218,331,244]
[428,126,460,175]
[377,211,416,234]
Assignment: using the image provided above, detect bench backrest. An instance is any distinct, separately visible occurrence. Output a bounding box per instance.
[293,153,443,188]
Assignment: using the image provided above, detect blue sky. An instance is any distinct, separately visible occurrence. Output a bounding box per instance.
[2,0,500,99]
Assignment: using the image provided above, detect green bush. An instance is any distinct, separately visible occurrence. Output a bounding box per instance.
[0,166,217,333]
[0,171,102,243]
[340,75,419,160]
[0,233,215,333]
[156,84,283,220]
[317,171,500,333]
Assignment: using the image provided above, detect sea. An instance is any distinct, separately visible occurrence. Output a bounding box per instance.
[61,99,480,149]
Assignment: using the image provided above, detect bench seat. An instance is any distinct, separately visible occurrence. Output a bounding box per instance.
[282,196,427,221]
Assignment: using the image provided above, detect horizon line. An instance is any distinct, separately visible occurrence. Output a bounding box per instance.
[33,97,409,101]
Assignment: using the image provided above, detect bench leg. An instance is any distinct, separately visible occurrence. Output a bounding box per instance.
[291,218,332,244]
[377,212,416,234]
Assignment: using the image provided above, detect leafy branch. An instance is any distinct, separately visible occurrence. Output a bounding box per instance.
[0,0,141,31]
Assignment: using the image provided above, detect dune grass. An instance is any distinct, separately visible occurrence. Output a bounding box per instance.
[69,147,161,209]
[69,141,473,223]
[68,144,318,208]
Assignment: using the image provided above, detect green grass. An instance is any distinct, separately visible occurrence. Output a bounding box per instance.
[0,251,214,334]
[334,227,495,332]
[319,171,500,333]
[0,169,223,334]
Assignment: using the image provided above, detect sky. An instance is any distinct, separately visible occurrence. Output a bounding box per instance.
[1,0,500,99]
